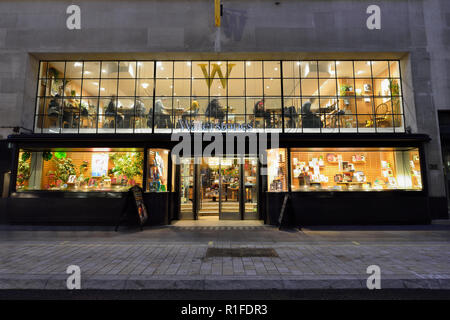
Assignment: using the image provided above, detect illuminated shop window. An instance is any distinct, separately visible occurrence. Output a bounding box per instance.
[35,60,404,134]
[266,148,288,192]
[16,149,144,192]
[147,149,169,192]
[289,147,422,192]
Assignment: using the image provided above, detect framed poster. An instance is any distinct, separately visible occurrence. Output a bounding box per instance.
[91,153,109,177]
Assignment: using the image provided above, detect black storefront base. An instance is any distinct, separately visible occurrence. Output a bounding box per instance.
[7,191,172,226]
[265,191,430,226]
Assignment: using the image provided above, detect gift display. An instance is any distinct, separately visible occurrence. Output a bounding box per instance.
[285,148,422,192]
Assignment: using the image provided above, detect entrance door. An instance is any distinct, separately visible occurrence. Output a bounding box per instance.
[219,158,240,220]
[243,158,258,219]
[179,157,258,220]
[179,158,195,219]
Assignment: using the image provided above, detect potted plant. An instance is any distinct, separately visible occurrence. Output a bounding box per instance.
[110,152,143,187]
[48,154,76,189]
[340,84,353,105]
[17,156,31,189]
[389,79,401,126]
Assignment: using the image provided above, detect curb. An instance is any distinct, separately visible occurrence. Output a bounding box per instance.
[1,274,449,290]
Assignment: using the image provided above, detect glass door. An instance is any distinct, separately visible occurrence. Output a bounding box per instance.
[243,157,259,219]
[219,158,241,220]
[179,158,194,219]
[198,157,220,218]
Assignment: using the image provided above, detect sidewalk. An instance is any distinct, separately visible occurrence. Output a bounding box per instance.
[0,224,449,290]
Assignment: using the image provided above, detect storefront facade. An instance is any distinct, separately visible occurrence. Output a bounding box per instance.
[1,0,449,225]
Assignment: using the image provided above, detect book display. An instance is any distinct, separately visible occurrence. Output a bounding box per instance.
[147,149,168,192]
[284,147,422,192]
[267,149,287,192]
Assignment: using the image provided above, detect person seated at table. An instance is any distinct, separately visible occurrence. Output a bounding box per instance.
[182,96,200,121]
[135,99,146,117]
[205,98,225,124]
[284,105,299,128]
[253,98,271,128]
[47,94,62,117]
[301,100,323,128]
[104,95,123,128]
[148,98,172,128]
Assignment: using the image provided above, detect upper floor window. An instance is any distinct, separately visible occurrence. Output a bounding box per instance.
[34,60,404,134]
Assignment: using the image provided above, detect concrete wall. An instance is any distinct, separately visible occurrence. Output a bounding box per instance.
[0,0,448,213]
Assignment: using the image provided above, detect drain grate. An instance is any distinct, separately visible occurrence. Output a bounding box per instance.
[205,248,278,258]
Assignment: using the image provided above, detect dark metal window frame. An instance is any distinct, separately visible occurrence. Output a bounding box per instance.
[34,59,405,134]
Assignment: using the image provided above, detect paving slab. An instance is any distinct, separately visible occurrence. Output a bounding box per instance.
[0,224,449,290]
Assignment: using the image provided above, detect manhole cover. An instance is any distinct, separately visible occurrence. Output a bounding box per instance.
[205,248,278,257]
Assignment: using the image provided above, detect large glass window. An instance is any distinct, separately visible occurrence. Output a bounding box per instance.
[267,148,288,192]
[16,149,144,192]
[147,149,169,192]
[289,147,422,191]
[35,60,405,134]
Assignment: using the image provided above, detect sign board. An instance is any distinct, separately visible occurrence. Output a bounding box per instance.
[130,185,148,226]
[278,193,290,226]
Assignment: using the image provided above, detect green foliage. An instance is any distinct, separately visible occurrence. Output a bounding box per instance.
[17,158,31,186]
[48,67,59,79]
[50,156,76,183]
[389,79,400,96]
[340,84,352,96]
[42,151,53,161]
[76,160,89,179]
[54,151,67,159]
[110,152,143,180]
[21,151,31,162]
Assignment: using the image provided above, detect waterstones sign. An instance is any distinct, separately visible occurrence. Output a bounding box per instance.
[178,120,253,131]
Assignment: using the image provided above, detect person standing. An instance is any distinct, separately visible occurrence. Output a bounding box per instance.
[253,98,271,128]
